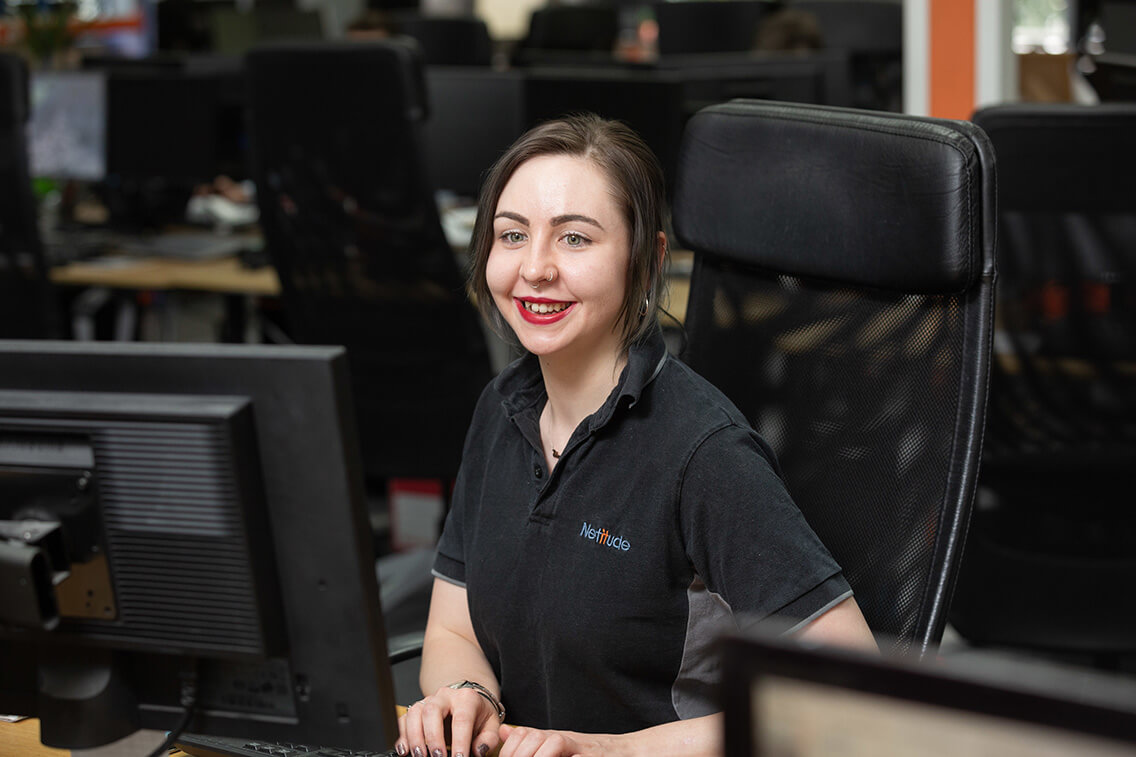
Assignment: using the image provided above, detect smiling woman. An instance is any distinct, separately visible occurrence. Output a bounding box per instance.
[395,114,876,757]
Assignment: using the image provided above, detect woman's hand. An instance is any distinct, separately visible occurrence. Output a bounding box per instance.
[496,724,626,757]
[396,685,502,757]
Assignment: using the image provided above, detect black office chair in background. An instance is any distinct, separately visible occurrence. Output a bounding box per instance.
[511,4,619,66]
[399,15,493,67]
[245,41,493,487]
[949,104,1136,668]
[652,0,772,57]
[0,52,59,339]
[675,100,997,658]
[790,0,903,111]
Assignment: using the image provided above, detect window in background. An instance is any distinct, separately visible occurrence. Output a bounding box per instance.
[1013,0,1071,54]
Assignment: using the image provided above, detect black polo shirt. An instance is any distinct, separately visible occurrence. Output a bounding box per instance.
[433,329,851,734]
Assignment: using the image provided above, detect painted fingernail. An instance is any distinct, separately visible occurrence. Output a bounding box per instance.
[433,750,444,757]
[395,745,406,756]
[413,748,423,757]
[455,753,465,757]
[477,745,489,757]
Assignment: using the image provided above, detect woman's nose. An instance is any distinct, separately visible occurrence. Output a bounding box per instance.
[520,237,555,285]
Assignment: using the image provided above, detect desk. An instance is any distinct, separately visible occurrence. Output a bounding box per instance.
[50,255,280,297]
[50,255,280,343]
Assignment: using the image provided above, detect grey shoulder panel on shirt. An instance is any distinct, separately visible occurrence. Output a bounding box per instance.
[671,575,737,720]
[777,588,854,636]
[431,568,467,589]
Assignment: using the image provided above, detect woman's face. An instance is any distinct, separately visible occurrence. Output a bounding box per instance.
[486,154,631,363]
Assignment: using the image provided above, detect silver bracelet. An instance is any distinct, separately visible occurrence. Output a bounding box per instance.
[448,680,506,721]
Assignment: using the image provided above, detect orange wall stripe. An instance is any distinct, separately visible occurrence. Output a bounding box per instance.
[929,0,975,119]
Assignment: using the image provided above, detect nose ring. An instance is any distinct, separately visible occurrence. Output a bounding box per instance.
[529,272,555,289]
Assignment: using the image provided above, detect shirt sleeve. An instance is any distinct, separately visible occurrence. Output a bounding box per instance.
[432,382,500,587]
[432,473,467,586]
[678,422,852,632]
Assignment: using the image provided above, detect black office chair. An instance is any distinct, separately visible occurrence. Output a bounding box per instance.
[0,52,59,339]
[675,100,997,658]
[511,5,619,66]
[652,0,772,56]
[948,104,1136,666]
[245,41,493,484]
[399,15,493,66]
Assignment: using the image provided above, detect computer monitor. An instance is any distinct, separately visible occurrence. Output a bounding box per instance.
[524,69,686,196]
[0,340,399,751]
[105,68,221,185]
[722,634,1136,756]
[423,68,525,198]
[27,70,107,181]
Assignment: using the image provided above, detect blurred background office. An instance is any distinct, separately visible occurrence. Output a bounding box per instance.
[1,0,1135,691]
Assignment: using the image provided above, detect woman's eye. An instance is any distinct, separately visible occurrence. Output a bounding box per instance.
[563,233,587,247]
[501,231,526,244]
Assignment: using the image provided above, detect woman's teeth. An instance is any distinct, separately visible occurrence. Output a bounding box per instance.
[524,301,569,314]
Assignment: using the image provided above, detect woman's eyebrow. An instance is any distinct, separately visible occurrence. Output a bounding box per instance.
[494,211,529,225]
[551,213,605,230]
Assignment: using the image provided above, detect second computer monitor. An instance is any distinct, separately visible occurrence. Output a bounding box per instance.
[0,340,399,751]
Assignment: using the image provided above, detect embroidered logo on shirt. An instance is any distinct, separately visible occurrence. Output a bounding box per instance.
[580,521,630,552]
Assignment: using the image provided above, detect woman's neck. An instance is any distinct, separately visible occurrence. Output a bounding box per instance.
[537,344,628,465]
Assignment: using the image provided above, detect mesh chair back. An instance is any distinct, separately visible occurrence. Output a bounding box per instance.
[949,104,1136,653]
[0,53,58,339]
[675,100,996,657]
[245,41,492,481]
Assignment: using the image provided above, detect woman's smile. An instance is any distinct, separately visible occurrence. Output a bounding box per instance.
[516,298,575,323]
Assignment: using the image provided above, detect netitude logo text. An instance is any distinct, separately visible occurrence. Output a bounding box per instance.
[579,521,630,552]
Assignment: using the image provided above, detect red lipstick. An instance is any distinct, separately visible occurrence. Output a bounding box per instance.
[515,297,574,325]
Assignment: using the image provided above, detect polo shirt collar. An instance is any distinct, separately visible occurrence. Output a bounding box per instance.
[495,327,669,432]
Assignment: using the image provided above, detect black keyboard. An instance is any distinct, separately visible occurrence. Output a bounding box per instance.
[173,732,399,757]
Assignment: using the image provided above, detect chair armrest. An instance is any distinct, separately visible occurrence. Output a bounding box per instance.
[388,630,425,665]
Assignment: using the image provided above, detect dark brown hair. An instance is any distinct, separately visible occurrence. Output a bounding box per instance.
[468,113,668,353]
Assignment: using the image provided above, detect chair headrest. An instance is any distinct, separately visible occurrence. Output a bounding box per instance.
[973,103,1136,213]
[673,99,996,294]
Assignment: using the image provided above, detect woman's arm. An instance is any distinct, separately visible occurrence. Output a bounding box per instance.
[397,578,503,757]
[794,596,878,651]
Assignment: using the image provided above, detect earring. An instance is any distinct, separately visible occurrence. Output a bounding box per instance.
[639,295,649,317]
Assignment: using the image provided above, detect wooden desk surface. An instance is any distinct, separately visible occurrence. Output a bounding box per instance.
[0,719,69,756]
[50,256,281,298]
